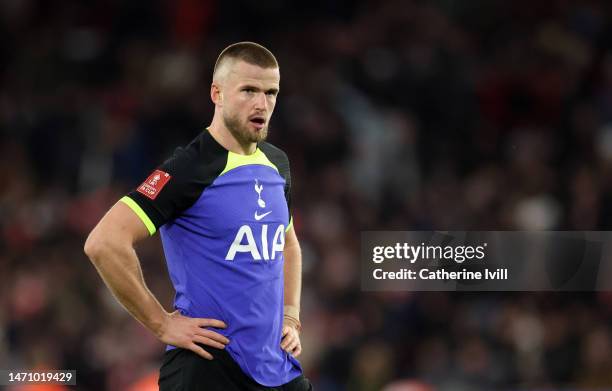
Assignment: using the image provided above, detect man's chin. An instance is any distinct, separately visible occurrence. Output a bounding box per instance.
[249,128,268,143]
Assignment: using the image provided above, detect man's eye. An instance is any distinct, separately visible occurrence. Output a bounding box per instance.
[243,88,255,93]
[266,91,277,97]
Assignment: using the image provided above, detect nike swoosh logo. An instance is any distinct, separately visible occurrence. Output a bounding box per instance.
[254,211,272,221]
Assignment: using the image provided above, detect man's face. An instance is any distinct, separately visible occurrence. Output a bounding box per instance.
[218,60,280,145]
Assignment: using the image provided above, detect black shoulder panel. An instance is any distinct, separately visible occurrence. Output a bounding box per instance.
[127,131,227,229]
[259,141,292,214]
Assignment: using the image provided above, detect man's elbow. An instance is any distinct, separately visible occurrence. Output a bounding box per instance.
[84,230,110,264]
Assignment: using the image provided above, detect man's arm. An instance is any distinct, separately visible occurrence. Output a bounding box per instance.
[84,200,229,360]
[280,225,303,357]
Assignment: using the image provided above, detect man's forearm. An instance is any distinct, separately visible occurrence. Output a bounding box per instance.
[283,239,302,321]
[86,242,168,336]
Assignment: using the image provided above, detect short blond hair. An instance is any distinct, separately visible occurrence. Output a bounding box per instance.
[213,42,278,80]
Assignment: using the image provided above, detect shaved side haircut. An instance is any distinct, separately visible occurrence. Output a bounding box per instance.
[213,42,279,82]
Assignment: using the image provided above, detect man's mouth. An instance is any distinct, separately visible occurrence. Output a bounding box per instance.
[249,116,266,129]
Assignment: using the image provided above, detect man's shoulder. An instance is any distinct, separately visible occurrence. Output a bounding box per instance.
[259,141,291,183]
[259,141,289,165]
[161,130,227,178]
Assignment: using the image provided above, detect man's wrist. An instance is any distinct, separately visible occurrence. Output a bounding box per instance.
[284,305,301,332]
[283,315,302,333]
[284,305,300,321]
[150,310,170,339]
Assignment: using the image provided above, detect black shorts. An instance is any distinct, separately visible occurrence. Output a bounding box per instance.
[158,346,313,391]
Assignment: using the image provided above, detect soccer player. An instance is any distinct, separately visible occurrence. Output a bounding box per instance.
[84,42,311,390]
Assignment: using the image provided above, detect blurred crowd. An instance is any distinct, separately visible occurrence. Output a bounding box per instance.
[2,0,612,390]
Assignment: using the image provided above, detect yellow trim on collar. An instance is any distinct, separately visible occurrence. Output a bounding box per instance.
[220,148,278,176]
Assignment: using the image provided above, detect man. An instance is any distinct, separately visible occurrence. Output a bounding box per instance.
[84,42,311,391]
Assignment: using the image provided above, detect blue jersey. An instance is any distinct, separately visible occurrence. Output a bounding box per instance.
[120,130,302,387]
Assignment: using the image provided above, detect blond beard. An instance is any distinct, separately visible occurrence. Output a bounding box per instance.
[223,112,268,145]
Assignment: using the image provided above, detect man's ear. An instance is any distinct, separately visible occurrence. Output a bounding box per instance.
[211,84,223,106]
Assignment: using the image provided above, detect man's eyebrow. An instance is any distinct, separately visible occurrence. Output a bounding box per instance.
[239,84,258,90]
[239,84,279,94]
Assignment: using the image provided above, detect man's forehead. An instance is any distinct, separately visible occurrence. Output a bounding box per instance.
[223,60,280,86]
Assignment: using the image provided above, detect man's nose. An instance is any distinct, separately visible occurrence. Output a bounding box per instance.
[254,92,268,111]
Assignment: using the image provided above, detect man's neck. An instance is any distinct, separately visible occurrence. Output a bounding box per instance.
[208,119,257,156]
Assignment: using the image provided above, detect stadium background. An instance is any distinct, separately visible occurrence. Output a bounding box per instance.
[2,0,612,390]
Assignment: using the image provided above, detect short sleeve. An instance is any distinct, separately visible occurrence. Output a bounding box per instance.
[283,159,292,214]
[282,157,293,231]
[121,147,202,235]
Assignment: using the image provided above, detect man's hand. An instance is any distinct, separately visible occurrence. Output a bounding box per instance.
[280,318,302,357]
[158,310,230,360]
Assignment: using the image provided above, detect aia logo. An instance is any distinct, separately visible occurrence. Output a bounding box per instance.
[225,224,285,261]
